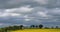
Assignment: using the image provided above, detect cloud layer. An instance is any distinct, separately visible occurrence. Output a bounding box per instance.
[0,0,60,27]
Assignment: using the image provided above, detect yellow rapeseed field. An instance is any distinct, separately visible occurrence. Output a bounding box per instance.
[11,29,60,32]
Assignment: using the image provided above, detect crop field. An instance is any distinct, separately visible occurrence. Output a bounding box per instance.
[11,29,60,32]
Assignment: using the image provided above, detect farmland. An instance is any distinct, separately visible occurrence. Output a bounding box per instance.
[11,29,60,32]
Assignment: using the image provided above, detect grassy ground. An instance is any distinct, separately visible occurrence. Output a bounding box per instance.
[10,29,60,32]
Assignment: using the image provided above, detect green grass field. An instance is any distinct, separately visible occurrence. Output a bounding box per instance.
[11,29,60,32]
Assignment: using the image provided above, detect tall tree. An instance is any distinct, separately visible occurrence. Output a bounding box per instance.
[39,24,43,29]
[19,25,24,29]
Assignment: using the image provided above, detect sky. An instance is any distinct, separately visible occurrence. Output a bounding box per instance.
[0,0,60,27]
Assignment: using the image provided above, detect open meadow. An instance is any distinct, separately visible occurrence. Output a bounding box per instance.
[11,29,60,32]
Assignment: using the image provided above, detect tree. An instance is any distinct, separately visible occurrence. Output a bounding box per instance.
[35,25,38,28]
[7,26,14,30]
[51,26,54,29]
[19,25,24,29]
[39,24,43,29]
[30,25,35,28]
[44,27,50,29]
[56,26,59,29]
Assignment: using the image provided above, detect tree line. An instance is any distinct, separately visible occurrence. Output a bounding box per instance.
[0,24,60,32]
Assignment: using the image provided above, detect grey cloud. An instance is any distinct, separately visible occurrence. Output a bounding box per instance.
[47,0,60,8]
[0,0,40,9]
[0,0,60,27]
[0,0,60,9]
